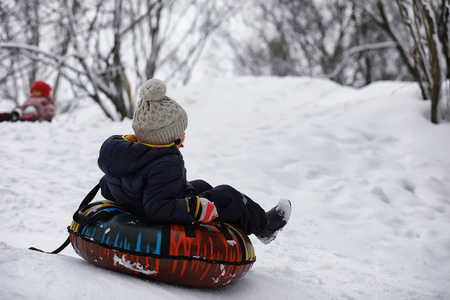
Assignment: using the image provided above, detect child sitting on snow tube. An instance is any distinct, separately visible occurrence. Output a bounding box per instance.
[97,79,291,244]
[0,80,56,122]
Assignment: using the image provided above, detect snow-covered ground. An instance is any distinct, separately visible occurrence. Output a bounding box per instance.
[1,77,449,299]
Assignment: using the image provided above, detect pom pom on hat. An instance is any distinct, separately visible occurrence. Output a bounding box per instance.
[30,81,51,98]
[132,79,188,145]
[139,78,166,102]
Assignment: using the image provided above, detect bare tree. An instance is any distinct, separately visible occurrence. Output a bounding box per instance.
[373,0,449,123]
[0,0,239,120]
[227,0,449,123]
[229,0,409,87]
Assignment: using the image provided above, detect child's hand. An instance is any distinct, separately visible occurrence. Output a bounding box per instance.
[198,197,218,223]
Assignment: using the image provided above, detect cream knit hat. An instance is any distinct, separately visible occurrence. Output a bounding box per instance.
[132,79,188,145]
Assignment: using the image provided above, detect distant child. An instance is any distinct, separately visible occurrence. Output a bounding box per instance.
[98,79,291,244]
[0,80,56,122]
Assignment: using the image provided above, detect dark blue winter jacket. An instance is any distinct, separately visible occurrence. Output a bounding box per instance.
[98,135,194,224]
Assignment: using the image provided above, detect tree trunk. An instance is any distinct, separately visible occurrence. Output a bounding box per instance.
[419,1,442,123]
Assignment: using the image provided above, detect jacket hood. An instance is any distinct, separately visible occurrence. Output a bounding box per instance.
[98,135,181,177]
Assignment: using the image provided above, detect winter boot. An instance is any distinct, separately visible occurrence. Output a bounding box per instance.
[255,199,292,244]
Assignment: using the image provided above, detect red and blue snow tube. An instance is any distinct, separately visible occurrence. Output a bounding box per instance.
[68,201,256,287]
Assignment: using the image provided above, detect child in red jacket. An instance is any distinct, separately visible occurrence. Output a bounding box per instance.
[98,79,291,244]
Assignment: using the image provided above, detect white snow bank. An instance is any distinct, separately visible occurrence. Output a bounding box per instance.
[1,76,449,299]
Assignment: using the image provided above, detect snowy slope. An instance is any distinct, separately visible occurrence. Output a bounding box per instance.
[1,77,449,299]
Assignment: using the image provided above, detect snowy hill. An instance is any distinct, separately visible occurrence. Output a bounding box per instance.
[1,77,449,299]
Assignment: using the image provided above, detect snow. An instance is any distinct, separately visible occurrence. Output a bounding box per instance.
[1,76,449,299]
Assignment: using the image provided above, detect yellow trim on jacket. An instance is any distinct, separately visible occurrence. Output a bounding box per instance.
[122,134,176,148]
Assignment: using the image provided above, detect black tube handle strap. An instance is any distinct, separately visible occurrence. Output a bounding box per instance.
[217,217,234,241]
